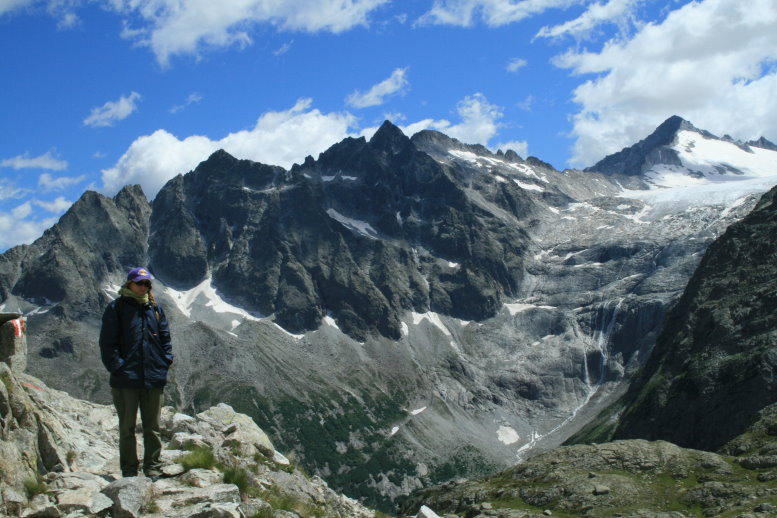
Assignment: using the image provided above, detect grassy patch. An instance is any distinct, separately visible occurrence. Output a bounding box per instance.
[176,446,215,471]
[222,465,250,495]
[0,371,14,394]
[23,477,48,500]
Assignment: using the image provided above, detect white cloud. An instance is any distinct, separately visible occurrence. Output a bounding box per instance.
[364,93,505,147]
[100,99,358,198]
[517,95,534,111]
[274,40,294,56]
[0,151,67,170]
[34,196,73,213]
[557,0,777,167]
[0,179,25,201]
[495,140,529,157]
[12,201,32,219]
[169,92,203,114]
[0,0,36,16]
[38,172,87,191]
[506,57,527,72]
[114,0,390,66]
[445,93,503,144]
[84,92,142,127]
[346,68,409,108]
[100,130,218,200]
[0,206,58,250]
[535,0,641,40]
[418,0,576,27]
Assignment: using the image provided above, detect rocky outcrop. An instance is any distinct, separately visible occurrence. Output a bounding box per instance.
[404,407,777,517]
[0,325,378,518]
[584,115,697,176]
[0,313,26,372]
[573,183,777,451]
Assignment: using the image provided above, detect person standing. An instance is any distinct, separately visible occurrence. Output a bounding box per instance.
[99,267,173,479]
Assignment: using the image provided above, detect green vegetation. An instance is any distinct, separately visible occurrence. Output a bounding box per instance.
[257,485,327,518]
[145,499,161,514]
[0,370,13,394]
[222,465,250,495]
[249,509,274,518]
[254,387,411,511]
[23,477,48,500]
[176,446,216,471]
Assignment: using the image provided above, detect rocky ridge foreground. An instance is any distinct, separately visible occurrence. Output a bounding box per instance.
[0,313,380,518]
[403,404,777,518]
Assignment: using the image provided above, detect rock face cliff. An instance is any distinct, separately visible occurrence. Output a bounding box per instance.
[571,183,777,451]
[148,123,530,340]
[1,117,776,508]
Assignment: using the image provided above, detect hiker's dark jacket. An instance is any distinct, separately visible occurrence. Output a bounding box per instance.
[99,296,173,389]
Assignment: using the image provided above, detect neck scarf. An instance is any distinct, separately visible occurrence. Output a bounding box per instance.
[120,286,149,305]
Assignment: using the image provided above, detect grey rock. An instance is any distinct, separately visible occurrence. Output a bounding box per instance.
[22,494,61,518]
[740,455,777,470]
[0,316,26,373]
[187,502,242,518]
[101,477,153,518]
[56,487,112,515]
[180,469,222,488]
[169,432,208,451]
[417,505,442,517]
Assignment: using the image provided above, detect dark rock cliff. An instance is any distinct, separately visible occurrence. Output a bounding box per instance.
[148,121,531,340]
[572,183,777,450]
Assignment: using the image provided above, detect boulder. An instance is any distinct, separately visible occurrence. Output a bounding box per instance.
[101,477,153,518]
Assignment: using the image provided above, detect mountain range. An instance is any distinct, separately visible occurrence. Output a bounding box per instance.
[1,115,776,510]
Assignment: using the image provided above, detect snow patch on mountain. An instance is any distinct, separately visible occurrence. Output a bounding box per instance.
[617,130,777,217]
[513,179,544,192]
[497,425,520,445]
[412,311,452,337]
[326,208,379,239]
[162,277,262,329]
[504,303,555,315]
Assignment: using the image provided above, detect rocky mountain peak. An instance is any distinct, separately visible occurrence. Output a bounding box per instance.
[369,120,412,154]
[410,129,491,158]
[748,136,777,151]
[585,114,700,176]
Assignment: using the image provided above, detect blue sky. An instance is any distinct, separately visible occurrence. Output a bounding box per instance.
[1,0,776,251]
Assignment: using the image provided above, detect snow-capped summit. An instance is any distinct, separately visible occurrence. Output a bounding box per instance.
[586,115,777,181]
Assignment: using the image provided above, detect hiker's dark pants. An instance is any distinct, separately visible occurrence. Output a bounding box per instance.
[111,387,163,477]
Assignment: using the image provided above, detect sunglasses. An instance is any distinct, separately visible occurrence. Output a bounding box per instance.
[135,280,152,288]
